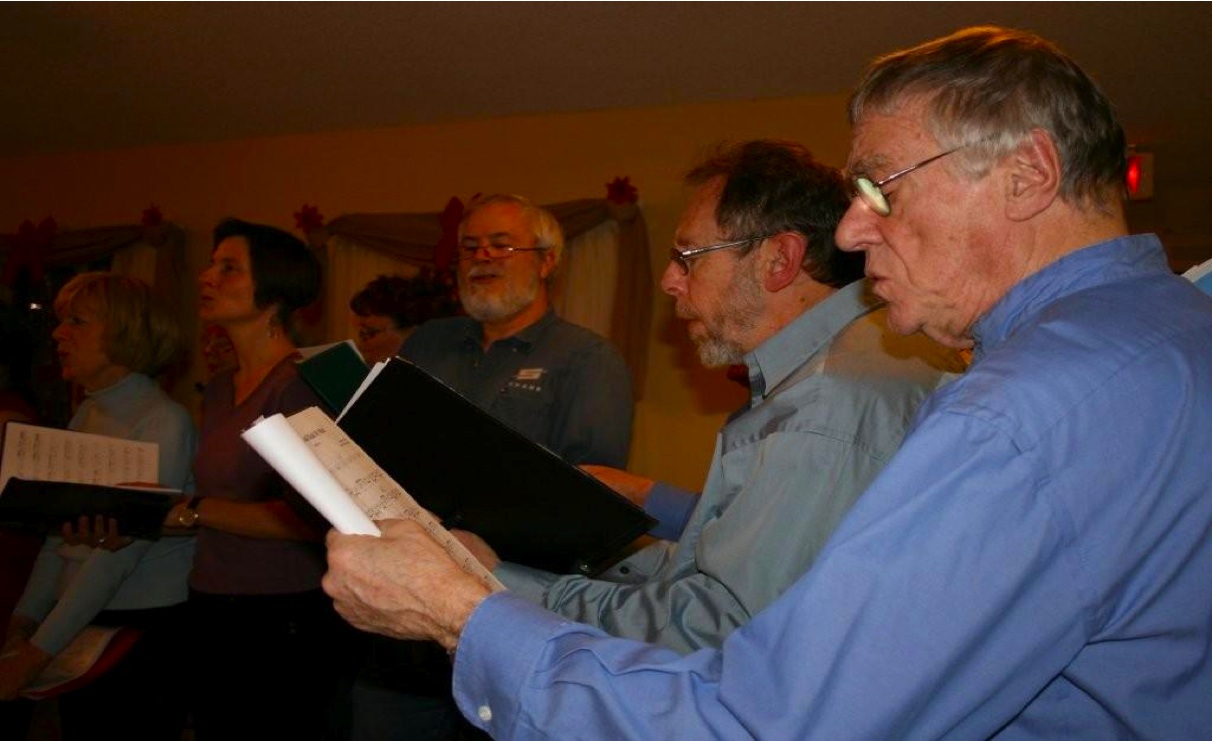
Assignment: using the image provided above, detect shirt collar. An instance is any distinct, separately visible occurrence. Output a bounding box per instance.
[745,279,881,401]
[460,309,558,353]
[970,234,1168,361]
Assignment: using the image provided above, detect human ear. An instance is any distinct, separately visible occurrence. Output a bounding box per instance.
[1005,129,1062,221]
[763,232,807,292]
[538,249,558,281]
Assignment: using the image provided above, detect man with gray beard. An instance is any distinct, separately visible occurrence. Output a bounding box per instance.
[400,193,633,467]
[451,140,966,653]
[353,194,633,740]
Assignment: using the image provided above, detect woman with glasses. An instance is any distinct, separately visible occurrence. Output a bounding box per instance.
[349,273,459,365]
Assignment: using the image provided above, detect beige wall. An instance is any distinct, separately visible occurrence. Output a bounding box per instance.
[0,93,852,490]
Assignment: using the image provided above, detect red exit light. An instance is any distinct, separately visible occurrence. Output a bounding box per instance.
[1126,152,1154,200]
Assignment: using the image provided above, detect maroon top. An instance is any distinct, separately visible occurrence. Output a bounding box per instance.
[190,356,326,595]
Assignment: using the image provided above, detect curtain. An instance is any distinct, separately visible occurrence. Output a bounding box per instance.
[322,198,652,397]
[552,218,619,339]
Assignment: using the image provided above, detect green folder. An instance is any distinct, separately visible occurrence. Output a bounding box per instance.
[296,340,370,415]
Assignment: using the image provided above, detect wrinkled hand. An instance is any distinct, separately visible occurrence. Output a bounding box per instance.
[581,464,656,507]
[323,520,492,651]
[61,515,134,552]
[0,641,52,701]
[451,530,500,571]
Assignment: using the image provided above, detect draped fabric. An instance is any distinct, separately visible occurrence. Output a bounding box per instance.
[323,199,651,397]
[0,223,189,305]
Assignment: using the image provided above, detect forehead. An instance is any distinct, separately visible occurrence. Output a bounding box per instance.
[57,291,102,318]
[462,202,532,239]
[674,179,724,244]
[213,236,251,262]
[846,98,937,175]
[353,313,396,327]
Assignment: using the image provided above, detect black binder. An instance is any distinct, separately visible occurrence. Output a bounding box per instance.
[0,478,176,540]
[335,358,654,575]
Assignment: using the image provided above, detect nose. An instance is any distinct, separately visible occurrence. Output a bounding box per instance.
[835,198,879,253]
[199,264,216,287]
[52,322,68,342]
[660,261,687,297]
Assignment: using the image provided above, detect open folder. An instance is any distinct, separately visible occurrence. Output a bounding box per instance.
[0,422,175,539]
[306,357,655,575]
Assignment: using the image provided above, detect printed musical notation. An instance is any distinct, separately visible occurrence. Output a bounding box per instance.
[0,422,159,489]
[243,407,503,592]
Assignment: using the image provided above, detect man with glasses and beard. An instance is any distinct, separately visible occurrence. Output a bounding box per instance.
[401,193,633,468]
[352,194,634,739]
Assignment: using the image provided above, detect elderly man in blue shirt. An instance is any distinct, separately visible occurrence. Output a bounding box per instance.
[324,26,1212,739]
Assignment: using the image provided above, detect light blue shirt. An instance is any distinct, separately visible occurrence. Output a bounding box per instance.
[16,373,197,655]
[451,235,1212,739]
[496,281,963,653]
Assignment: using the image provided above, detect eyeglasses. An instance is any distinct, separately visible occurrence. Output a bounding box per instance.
[850,147,962,217]
[458,242,548,261]
[668,235,773,275]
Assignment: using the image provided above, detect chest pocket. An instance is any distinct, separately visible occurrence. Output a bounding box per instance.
[491,376,556,446]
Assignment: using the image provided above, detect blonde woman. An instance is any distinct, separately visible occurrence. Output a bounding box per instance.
[0,272,195,739]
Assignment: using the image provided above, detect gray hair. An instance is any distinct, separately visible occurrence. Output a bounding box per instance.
[459,194,565,273]
[849,26,1126,211]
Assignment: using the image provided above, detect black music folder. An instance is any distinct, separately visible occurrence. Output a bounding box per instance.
[335,358,654,575]
[0,478,176,540]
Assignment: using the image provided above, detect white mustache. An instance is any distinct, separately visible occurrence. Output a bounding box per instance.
[467,266,504,280]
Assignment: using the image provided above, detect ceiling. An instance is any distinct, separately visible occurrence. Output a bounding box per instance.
[2,3,1211,187]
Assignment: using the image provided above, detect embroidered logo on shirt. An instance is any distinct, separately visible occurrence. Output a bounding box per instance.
[508,368,546,392]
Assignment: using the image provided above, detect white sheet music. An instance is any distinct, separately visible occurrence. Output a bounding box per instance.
[242,407,504,592]
[0,422,159,489]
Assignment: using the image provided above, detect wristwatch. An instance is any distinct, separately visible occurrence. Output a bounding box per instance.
[177,496,204,528]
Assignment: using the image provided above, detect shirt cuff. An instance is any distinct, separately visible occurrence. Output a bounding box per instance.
[452,591,571,737]
[644,482,698,541]
[494,561,559,604]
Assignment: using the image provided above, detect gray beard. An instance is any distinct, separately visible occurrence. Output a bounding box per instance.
[694,335,749,368]
[686,258,764,368]
[459,269,541,324]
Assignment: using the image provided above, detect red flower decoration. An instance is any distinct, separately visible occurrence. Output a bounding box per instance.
[293,204,325,233]
[141,204,163,227]
[606,176,638,205]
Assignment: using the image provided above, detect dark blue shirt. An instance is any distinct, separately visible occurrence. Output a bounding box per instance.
[401,311,632,467]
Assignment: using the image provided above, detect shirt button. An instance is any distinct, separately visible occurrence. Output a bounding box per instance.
[478,705,493,722]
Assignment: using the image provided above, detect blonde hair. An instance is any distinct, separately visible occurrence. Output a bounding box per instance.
[55,272,182,376]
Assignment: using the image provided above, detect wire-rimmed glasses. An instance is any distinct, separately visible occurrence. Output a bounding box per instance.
[459,242,548,260]
[669,235,773,274]
[849,147,962,217]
